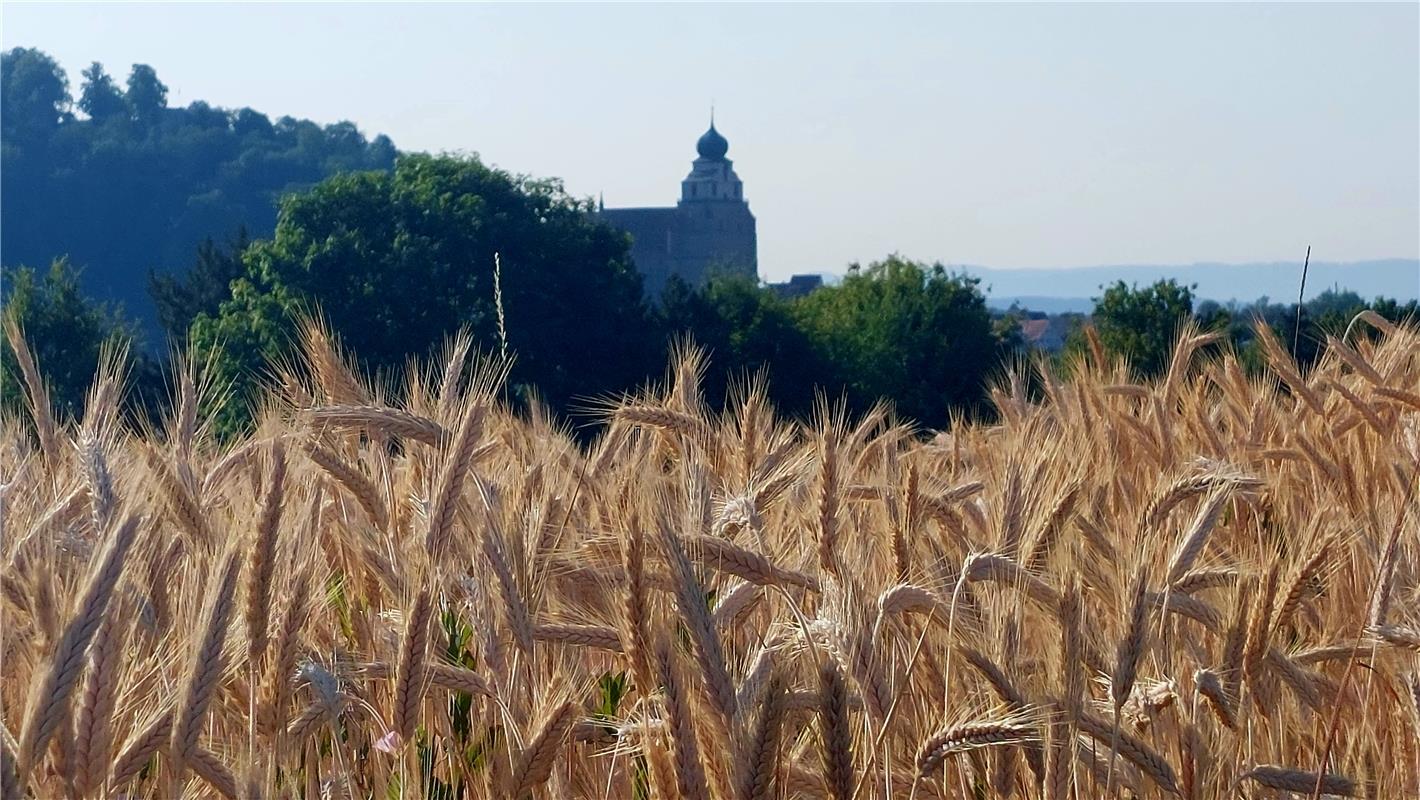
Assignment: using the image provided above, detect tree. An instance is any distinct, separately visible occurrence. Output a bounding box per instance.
[1089,279,1194,377]
[78,62,126,121]
[1,258,134,420]
[1,47,70,144]
[149,228,251,341]
[191,153,658,432]
[1,49,399,338]
[124,64,168,123]
[659,274,825,416]
[792,255,1002,428]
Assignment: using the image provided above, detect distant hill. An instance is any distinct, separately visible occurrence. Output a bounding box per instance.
[985,296,1093,315]
[1,47,397,339]
[966,259,1418,310]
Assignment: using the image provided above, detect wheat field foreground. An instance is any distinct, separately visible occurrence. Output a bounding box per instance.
[1,316,1418,800]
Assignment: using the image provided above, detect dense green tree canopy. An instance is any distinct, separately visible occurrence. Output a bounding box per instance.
[149,229,251,340]
[1089,279,1194,377]
[792,256,1005,427]
[1,48,397,339]
[659,274,826,415]
[1,48,70,145]
[78,62,125,121]
[1,258,133,420]
[193,153,658,431]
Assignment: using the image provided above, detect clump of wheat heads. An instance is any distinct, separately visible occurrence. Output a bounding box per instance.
[1,313,1418,798]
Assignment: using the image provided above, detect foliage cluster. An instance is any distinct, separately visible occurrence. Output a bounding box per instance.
[1,47,397,334]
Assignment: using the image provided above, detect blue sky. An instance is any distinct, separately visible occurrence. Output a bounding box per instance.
[5,2,1418,283]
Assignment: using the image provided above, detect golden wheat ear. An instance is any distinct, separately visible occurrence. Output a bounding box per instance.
[15,513,141,779]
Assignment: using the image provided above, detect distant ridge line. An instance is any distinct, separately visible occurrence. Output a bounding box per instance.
[939,259,1417,305]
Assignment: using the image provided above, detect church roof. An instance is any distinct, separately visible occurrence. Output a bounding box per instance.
[696,122,729,160]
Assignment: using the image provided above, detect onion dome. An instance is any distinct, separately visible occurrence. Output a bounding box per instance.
[696,123,729,160]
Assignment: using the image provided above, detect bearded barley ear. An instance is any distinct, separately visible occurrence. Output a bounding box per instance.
[816,431,841,578]
[658,642,710,800]
[818,659,854,800]
[4,319,59,465]
[245,440,286,664]
[738,672,786,800]
[424,399,487,558]
[16,514,141,778]
[1194,668,1236,730]
[1076,711,1180,796]
[72,605,132,798]
[916,716,1038,778]
[1240,765,1357,796]
[507,701,579,797]
[108,711,174,791]
[392,589,434,743]
[169,545,242,777]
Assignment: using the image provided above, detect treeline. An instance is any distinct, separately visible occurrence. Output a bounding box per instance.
[5,150,1415,440]
[1073,279,1418,377]
[2,153,1014,434]
[1,47,396,334]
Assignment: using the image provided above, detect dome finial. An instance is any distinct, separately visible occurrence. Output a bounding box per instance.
[696,111,728,160]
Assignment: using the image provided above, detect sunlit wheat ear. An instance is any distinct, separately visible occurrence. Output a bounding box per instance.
[657,642,710,800]
[424,397,486,559]
[298,317,370,406]
[3,318,59,465]
[391,589,433,745]
[80,431,116,534]
[507,700,578,797]
[1273,530,1340,631]
[169,544,243,777]
[1112,563,1150,713]
[1076,711,1180,795]
[144,443,214,546]
[1164,486,1230,584]
[817,658,854,800]
[738,672,786,800]
[1220,577,1253,703]
[475,481,534,656]
[916,716,1038,778]
[816,429,841,577]
[1240,765,1358,796]
[15,514,140,778]
[1056,576,1086,720]
[244,440,286,664]
[1042,703,1073,800]
[1,732,18,800]
[1243,560,1281,685]
[615,512,655,693]
[434,330,473,420]
[1193,669,1236,730]
[1023,477,1082,571]
[72,604,132,798]
[303,440,389,533]
[656,506,736,724]
[261,545,315,738]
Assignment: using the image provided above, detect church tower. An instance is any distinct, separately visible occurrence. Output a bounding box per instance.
[680,116,746,202]
[598,115,758,298]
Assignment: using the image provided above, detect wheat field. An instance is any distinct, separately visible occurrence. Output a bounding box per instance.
[1,314,1417,800]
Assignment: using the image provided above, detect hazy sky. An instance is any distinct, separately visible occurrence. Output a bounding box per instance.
[5,2,1418,282]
